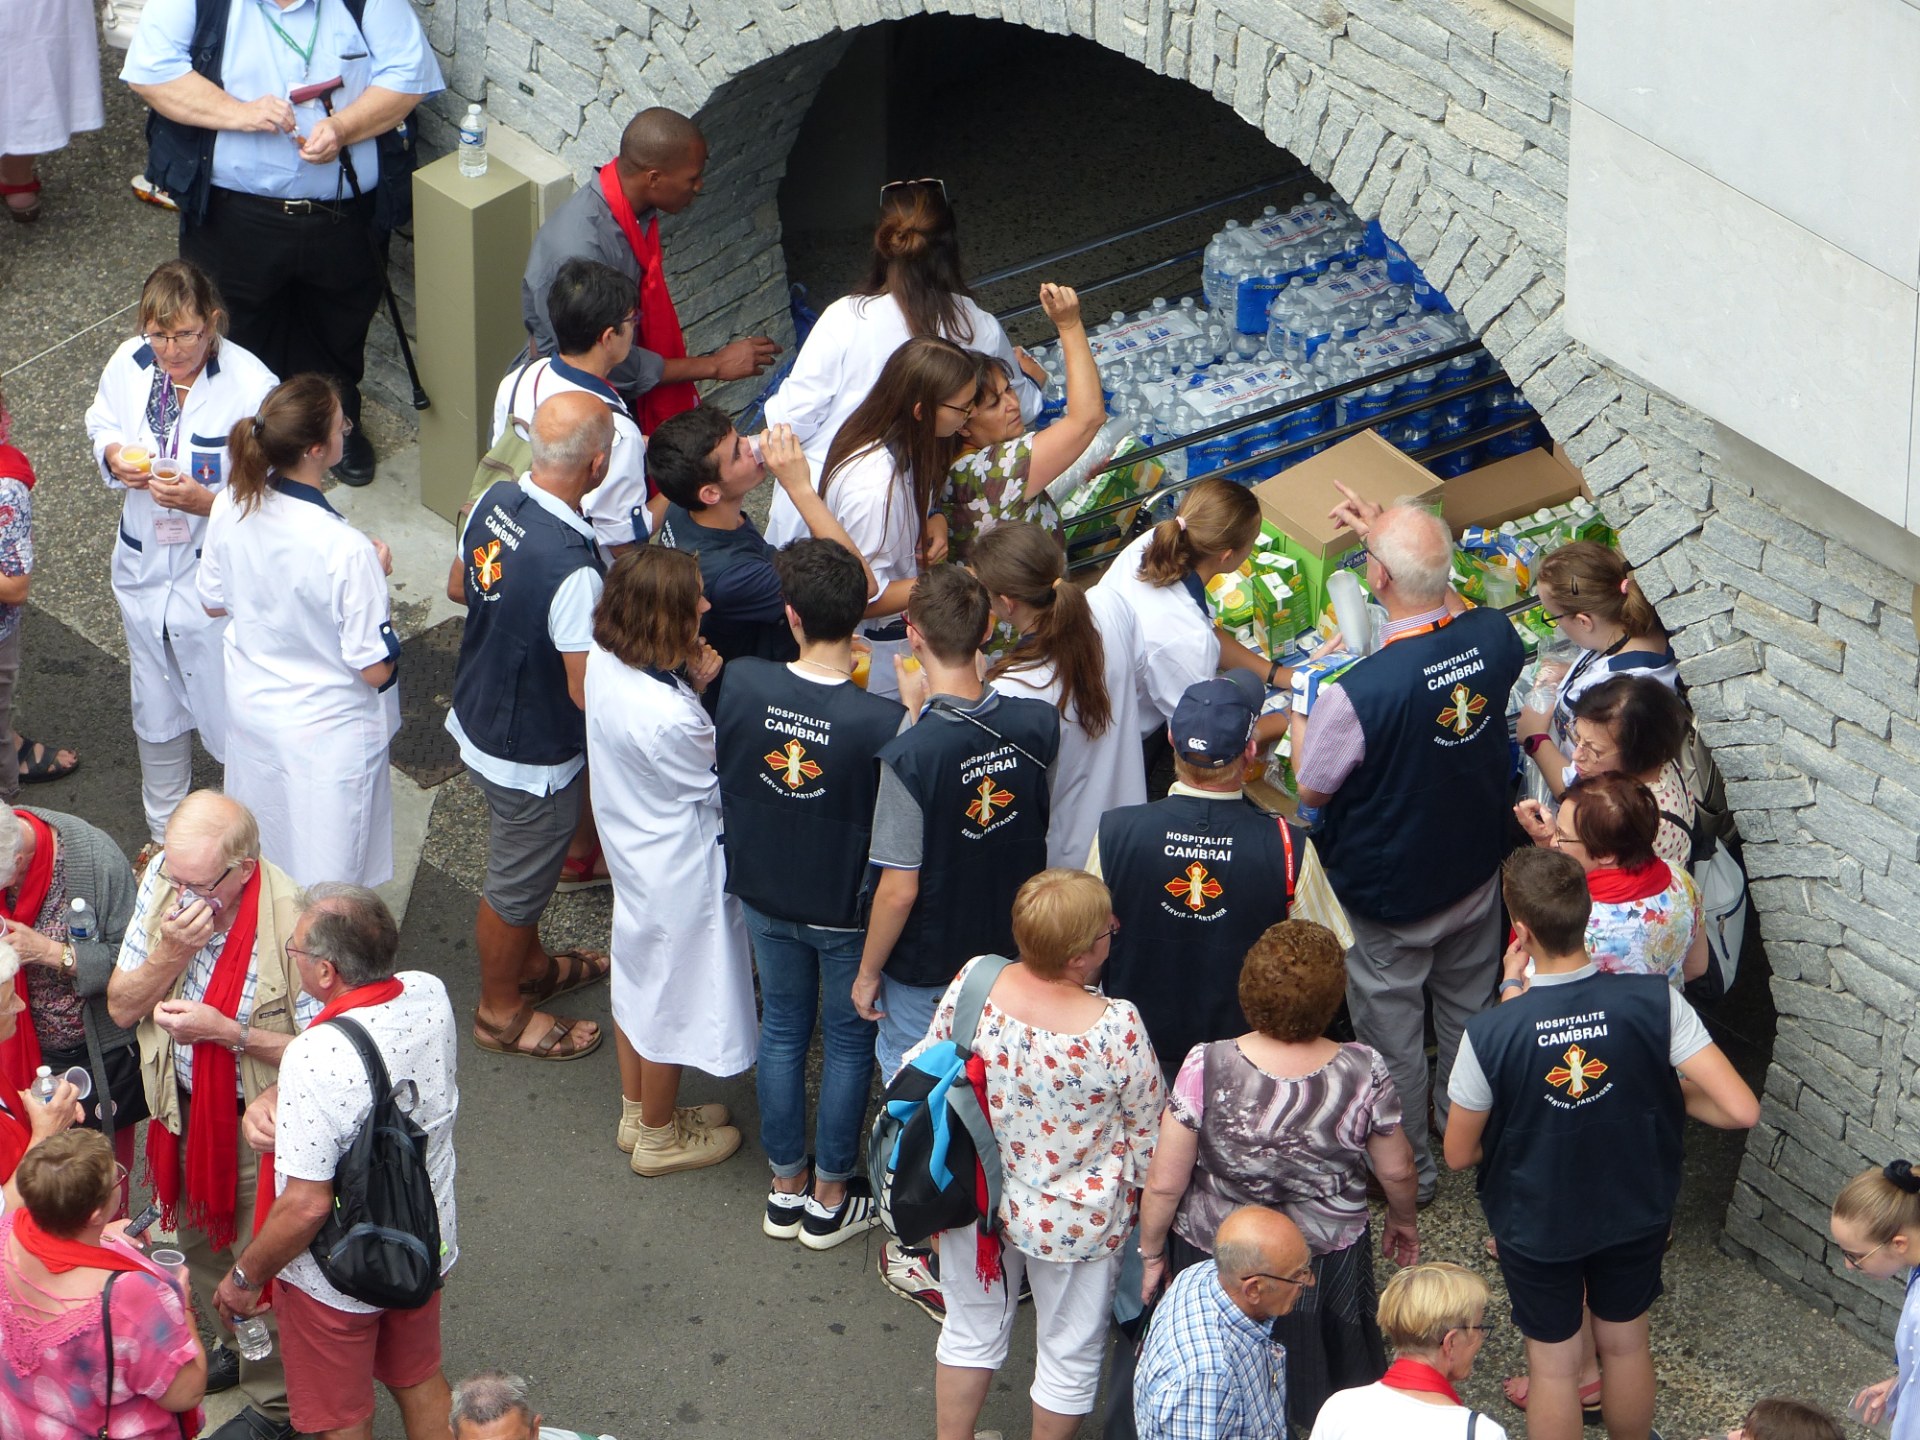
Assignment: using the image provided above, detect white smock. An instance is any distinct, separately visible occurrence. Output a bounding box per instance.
[491,357,648,561]
[0,0,103,155]
[586,650,757,1075]
[198,480,399,887]
[1091,529,1221,735]
[84,337,279,753]
[824,443,920,700]
[989,583,1149,869]
[762,292,1039,545]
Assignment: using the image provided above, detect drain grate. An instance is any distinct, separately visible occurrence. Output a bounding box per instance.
[392,617,465,788]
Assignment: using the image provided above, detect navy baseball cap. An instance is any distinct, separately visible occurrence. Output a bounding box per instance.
[1169,671,1265,767]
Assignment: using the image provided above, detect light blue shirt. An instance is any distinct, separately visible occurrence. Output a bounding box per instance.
[122,0,441,200]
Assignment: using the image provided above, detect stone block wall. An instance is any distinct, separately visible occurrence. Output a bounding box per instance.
[426,0,1920,1341]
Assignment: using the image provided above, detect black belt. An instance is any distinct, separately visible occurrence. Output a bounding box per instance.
[211,186,372,219]
[863,620,909,642]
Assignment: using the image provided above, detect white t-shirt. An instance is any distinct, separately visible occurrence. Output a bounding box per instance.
[1446,962,1713,1112]
[490,358,648,559]
[823,443,920,602]
[1091,530,1221,734]
[273,972,459,1315]
[1313,1382,1508,1440]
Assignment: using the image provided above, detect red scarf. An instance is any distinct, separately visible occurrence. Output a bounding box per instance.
[0,809,58,1092]
[0,1092,28,1184]
[11,1210,151,1274]
[964,1051,1004,1287]
[309,976,404,1029]
[144,869,263,1251]
[1381,1357,1462,1406]
[598,160,699,437]
[1586,857,1671,905]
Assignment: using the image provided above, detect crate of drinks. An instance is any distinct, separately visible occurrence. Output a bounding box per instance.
[1060,435,1166,546]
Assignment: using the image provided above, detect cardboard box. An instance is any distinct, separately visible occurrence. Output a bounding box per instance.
[1440,443,1587,534]
[1250,429,1445,619]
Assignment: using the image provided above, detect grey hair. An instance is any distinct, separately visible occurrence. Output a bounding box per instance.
[529,397,614,477]
[0,938,19,989]
[296,883,398,988]
[1367,503,1454,608]
[1213,1234,1266,1284]
[0,814,22,879]
[450,1371,535,1434]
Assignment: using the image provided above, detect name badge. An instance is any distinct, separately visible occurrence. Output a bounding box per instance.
[154,515,192,545]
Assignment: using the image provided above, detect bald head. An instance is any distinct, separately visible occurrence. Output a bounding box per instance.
[619,108,703,173]
[165,791,260,867]
[530,391,614,477]
[1368,503,1454,608]
[1214,1206,1310,1319]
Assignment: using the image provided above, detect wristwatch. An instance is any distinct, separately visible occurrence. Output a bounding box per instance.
[230,1264,257,1292]
[59,943,75,974]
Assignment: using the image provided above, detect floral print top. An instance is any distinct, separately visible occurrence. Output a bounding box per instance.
[939,434,1059,562]
[1587,862,1702,986]
[912,955,1163,1262]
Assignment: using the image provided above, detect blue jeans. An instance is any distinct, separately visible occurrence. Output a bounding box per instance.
[743,904,876,1184]
[874,976,947,1089]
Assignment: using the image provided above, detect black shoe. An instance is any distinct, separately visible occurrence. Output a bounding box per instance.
[204,1341,241,1393]
[334,426,376,486]
[204,1406,296,1440]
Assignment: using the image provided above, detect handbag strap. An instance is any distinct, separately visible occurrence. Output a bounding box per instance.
[1466,1410,1479,1438]
[97,1270,120,1440]
[952,955,1015,1057]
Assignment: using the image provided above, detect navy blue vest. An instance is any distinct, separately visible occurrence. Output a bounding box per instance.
[878,694,1059,988]
[1315,606,1523,923]
[715,658,905,928]
[1467,970,1684,1261]
[451,481,605,766]
[1097,793,1297,1070]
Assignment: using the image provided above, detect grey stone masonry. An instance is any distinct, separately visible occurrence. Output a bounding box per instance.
[419,0,1920,1341]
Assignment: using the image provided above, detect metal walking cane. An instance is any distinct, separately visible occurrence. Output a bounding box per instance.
[290,75,431,410]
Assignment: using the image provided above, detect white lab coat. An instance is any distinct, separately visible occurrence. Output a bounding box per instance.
[762,292,1040,545]
[586,649,756,1075]
[199,481,399,888]
[490,357,648,560]
[84,336,278,752]
[1092,530,1222,735]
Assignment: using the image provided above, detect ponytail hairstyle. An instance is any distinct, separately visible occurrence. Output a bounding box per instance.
[1137,479,1261,587]
[1536,540,1666,642]
[226,374,340,515]
[821,337,979,556]
[1832,1159,1920,1246]
[856,180,976,343]
[972,521,1113,740]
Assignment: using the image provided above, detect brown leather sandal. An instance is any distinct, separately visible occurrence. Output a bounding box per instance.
[473,1002,601,1061]
[518,948,611,1004]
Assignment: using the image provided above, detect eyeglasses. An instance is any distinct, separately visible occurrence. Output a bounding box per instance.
[1538,611,1568,627]
[938,400,976,420]
[1097,921,1121,944]
[339,414,356,437]
[1454,1322,1498,1335]
[142,329,207,349]
[1244,1267,1315,1289]
[285,945,322,962]
[1840,1237,1891,1268]
[880,177,948,203]
[1549,829,1583,850]
[162,858,236,894]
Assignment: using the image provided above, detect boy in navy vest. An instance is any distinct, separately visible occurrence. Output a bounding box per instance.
[1444,849,1758,1440]
[1291,497,1524,1203]
[715,538,905,1250]
[1092,671,1300,1077]
[650,408,875,713]
[851,565,1060,1083]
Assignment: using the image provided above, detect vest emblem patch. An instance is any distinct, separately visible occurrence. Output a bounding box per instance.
[1545,1043,1608,1099]
[472,538,503,591]
[765,739,823,789]
[1437,682,1487,736]
[965,776,1013,827]
[1165,862,1224,911]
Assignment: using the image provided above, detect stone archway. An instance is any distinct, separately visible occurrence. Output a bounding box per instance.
[440,0,1920,1340]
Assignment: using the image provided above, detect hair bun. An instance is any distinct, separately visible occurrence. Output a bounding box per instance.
[876,214,931,263]
[1886,1159,1920,1194]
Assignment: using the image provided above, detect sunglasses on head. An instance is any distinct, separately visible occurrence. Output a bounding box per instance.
[880,177,948,203]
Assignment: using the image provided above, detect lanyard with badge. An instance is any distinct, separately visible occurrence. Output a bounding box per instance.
[258,0,323,76]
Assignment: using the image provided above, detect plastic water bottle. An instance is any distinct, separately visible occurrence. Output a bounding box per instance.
[458,104,488,178]
[31,1066,56,1104]
[233,1314,273,1362]
[68,896,96,942]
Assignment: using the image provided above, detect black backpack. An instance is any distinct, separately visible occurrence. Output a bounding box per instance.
[306,1016,443,1310]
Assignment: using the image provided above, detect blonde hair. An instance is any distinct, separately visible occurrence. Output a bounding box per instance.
[1832,1161,1920,1244]
[1011,869,1111,978]
[166,791,262,868]
[1137,480,1260,586]
[138,258,228,346]
[1376,1262,1490,1352]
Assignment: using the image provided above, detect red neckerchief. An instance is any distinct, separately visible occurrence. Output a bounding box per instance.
[0,444,35,489]
[144,869,262,1251]
[1381,1357,1463,1406]
[11,1210,150,1274]
[0,810,57,1091]
[598,161,699,437]
[1586,857,1671,905]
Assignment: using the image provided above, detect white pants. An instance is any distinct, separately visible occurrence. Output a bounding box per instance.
[934,1225,1120,1416]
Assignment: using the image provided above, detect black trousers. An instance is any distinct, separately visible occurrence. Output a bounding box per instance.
[181,187,382,423]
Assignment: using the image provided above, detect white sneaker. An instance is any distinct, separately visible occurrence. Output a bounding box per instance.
[798,1178,880,1251]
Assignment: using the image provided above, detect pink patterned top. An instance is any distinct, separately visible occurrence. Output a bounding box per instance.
[912,956,1164,1262]
[0,1213,200,1440]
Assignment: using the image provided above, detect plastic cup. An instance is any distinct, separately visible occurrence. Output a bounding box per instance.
[149,1248,185,1269]
[61,1065,93,1101]
[120,446,151,474]
[151,456,183,483]
[850,651,871,689]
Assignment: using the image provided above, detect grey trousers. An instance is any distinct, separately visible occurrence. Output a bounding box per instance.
[1343,873,1502,1195]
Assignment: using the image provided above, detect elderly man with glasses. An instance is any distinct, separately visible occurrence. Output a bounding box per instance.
[108,788,315,1440]
[1134,1206,1314,1440]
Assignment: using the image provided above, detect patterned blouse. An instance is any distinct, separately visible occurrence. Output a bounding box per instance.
[939,434,1059,562]
[0,476,32,646]
[914,955,1163,1262]
[1587,861,1702,986]
[18,845,79,1053]
[1169,1039,1402,1257]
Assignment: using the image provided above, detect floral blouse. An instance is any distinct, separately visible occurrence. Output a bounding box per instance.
[1587,862,1702,986]
[940,434,1059,563]
[912,956,1163,1262]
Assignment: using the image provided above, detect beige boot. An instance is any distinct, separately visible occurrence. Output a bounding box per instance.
[630,1114,742,1176]
[617,1097,732,1153]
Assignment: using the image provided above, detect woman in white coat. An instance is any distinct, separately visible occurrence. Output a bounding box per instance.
[587,546,755,1178]
[85,260,277,848]
[197,374,398,887]
[762,178,1040,545]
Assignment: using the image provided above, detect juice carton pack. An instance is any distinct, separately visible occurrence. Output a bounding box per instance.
[1291,651,1360,716]
[1061,435,1166,545]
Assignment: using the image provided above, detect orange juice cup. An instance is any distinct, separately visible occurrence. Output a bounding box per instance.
[120,445,151,474]
[900,655,921,674]
[151,456,184,483]
[850,638,872,690]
